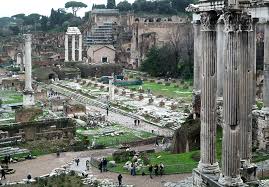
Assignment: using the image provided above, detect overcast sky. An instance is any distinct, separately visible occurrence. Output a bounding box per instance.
[0,0,135,18]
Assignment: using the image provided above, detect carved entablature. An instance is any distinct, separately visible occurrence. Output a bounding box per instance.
[200,11,219,31]
[223,12,240,32]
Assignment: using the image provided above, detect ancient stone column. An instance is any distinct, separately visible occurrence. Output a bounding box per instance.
[78,34,82,61]
[193,20,201,92]
[197,11,220,174]
[217,17,225,99]
[72,35,76,61]
[263,21,269,110]
[253,19,258,107]
[192,20,201,119]
[109,76,115,101]
[23,34,35,107]
[238,14,253,163]
[65,35,69,62]
[218,12,243,186]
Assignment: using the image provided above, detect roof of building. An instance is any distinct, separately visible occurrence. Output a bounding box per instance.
[66,27,81,35]
[93,45,116,52]
[92,9,119,15]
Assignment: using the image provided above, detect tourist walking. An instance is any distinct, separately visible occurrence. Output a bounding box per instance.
[148,165,153,179]
[118,174,123,186]
[86,160,90,171]
[106,107,109,116]
[134,119,137,126]
[130,163,136,176]
[75,158,80,166]
[155,138,159,146]
[1,168,5,180]
[102,158,108,172]
[154,164,159,176]
[160,162,164,176]
[98,160,103,173]
[137,119,140,126]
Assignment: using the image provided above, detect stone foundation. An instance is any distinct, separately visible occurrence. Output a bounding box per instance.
[15,107,43,123]
[252,109,269,151]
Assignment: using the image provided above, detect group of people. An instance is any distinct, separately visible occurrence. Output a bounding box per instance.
[98,158,108,172]
[134,119,141,126]
[148,163,164,179]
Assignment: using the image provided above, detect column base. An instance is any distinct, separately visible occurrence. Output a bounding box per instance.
[218,174,243,186]
[198,161,220,174]
[23,91,35,107]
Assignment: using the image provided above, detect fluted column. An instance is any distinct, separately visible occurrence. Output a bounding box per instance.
[24,34,33,91]
[193,20,201,92]
[23,34,34,107]
[65,35,69,62]
[218,12,243,186]
[238,14,253,163]
[197,11,220,174]
[78,34,82,61]
[263,22,269,110]
[109,76,115,101]
[217,18,225,99]
[72,35,76,61]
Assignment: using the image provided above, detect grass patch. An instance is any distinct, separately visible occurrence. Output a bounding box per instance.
[76,124,155,147]
[107,151,199,175]
[0,90,23,104]
[126,81,192,101]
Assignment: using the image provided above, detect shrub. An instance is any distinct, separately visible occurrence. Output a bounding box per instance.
[165,82,171,86]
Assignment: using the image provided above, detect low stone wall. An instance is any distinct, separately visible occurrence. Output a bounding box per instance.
[0,118,75,141]
[121,136,165,147]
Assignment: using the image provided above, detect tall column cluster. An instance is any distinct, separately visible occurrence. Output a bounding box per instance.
[64,31,83,62]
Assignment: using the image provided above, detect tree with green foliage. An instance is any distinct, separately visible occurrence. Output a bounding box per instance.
[65,1,88,16]
[117,0,132,12]
[141,24,193,79]
[107,0,116,9]
[92,4,106,9]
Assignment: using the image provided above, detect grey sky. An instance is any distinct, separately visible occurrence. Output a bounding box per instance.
[0,0,134,18]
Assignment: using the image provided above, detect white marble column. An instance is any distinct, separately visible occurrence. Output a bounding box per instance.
[263,22,269,110]
[218,12,243,186]
[79,34,82,61]
[238,15,253,163]
[23,34,35,107]
[193,20,201,92]
[217,18,225,99]
[72,35,76,61]
[65,35,69,62]
[109,76,115,101]
[197,11,220,174]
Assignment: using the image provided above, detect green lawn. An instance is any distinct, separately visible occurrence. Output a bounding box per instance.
[76,124,155,147]
[127,81,193,101]
[1,90,23,104]
[107,151,199,175]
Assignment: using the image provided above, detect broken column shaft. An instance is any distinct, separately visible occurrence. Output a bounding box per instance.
[197,11,219,174]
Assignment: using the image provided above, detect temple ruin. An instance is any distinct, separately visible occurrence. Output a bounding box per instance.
[190,0,269,186]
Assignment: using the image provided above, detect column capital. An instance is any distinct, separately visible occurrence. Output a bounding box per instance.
[24,34,32,43]
[200,11,218,31]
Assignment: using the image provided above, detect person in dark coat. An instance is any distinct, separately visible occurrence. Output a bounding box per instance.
[1,169,5,180]
[102,158,107,172]
[118,174,123,186]
[154,164,159,176]
[98,160,103,173]
[148,165,153,179]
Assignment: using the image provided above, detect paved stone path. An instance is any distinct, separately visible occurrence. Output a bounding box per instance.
[87,106,173,136]
[3,145,191,186]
